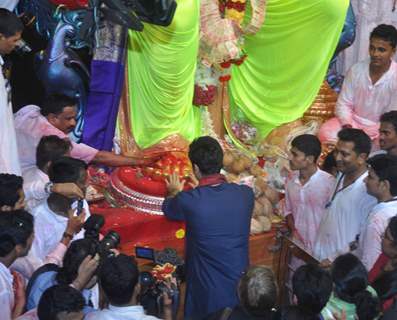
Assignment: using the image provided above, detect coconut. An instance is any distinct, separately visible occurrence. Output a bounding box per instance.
[223,151,234,167]
[264,186,280,205]
[250,164,263,177]
[257,196,273,217]
[231,158,246,174]
[257,216,272,232]
[253,200,264,218]
[250,218,263,234]
[241,155,252,170]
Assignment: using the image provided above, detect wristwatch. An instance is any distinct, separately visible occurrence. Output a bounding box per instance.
[44,182,54,195]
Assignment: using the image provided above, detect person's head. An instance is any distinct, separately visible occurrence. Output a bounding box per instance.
[237,266,277,317]
[56,239,97,287]
[98,254,140,306]
[331,253,380,320]
[37,285,85,320]
[321,151,338,177]
[36,135,72,172]
[280,305,319,320]
[380,111,397,153]
[0,9,23,55]
[188,136,223,177]
[41,95,78,134]
[48,157,88,194]
[292,264,332,317]
[0,210,34,261]
[334,128,371,174]
[369,24,397,69]
[365,154,397,198]
[0,174,25,211]
[289,134,322,171]
[382,216,397,259]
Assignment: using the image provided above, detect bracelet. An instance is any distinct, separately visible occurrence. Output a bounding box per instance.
[44,182,54,195]
[62,232,73,240]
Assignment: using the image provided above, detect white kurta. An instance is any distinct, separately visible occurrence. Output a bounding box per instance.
[85,305,162,320]
[284,169,335,254]
[0,262,14,320]
[359,199,397,271]
[22,166,49,211]
[0,56,21,175]
[27,200,90,262]
[0,0,19,10]
[314,172,377,261]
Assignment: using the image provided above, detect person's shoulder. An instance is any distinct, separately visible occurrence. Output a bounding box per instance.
[316,169,336,182]
[84,309,107,319]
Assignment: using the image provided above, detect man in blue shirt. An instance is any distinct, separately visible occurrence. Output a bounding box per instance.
[162,136,255,319]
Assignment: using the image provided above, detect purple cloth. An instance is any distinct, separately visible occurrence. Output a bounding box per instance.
[82,60,125,151]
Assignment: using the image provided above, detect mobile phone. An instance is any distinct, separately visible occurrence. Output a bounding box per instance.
[135,246,155,261]
[76,200,84,216]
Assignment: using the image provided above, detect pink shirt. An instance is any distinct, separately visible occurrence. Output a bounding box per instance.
[14,105,98,172]
[336,59,397,139]
[284,169,335,254]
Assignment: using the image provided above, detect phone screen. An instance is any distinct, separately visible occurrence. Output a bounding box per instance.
[135,247,155,260]
[76,200,84,216]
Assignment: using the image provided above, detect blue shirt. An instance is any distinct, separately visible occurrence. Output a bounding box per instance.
[162,182,254,319]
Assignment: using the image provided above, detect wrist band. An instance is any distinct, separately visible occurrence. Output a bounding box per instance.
[62,232,73,240]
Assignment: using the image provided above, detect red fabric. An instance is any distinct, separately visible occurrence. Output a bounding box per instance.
[198,174,227,186]
[369,253,389,283]
[90,206,185,248]
[49,0,88,9]
[369,253,395,311]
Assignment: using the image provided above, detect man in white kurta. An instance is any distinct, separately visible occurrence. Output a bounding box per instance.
[359,154,397,271]
[284,170,335,254]
[314,128,377,262]
[0,10,23,174]
[284,134,336,254]
[319,24,397,144]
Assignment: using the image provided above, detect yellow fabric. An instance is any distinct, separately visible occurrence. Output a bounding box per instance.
[229,0,349,138]
[125,0,201,148]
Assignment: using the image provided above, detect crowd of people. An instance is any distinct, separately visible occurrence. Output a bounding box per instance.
[1,4,397,320]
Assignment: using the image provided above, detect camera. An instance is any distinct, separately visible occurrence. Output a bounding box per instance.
[14,39,32,55]
[136,247,184,317]
[83,214,121,259]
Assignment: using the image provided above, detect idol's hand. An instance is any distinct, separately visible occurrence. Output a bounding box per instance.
[166,173,185,197]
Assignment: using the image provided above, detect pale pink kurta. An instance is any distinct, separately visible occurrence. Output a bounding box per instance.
[319,59,397,143]
[283,169,335,254]
[14,105,98,172]
[359,199,397,271]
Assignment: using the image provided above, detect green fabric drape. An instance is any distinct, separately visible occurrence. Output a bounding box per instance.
[126,0,202,149]
[229,0,349,139]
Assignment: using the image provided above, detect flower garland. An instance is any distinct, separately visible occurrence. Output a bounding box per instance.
[193,0,266,106]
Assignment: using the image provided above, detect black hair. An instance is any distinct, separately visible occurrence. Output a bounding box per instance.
[0,210,34,257]
[40,94,78,117]
[337,128,372,156]
[331,253,380,320]
[48,156,87,184]
[372,270,397,306]
[238,266,277,317]
[0,174,23,208]
[188,136,223,175]
[321,151,337,176]
[56,239,97,285]
[280,305,322,320]
[0,8,23,38]
[370,24,397,49]
[387,216,397,247]
[36,135,72,171]
[99,254,139,306]
[292,264,333,317]
[37,285,85,320]
[367,154,397,196]
[380,111,397,133]
[291,134,322,162]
